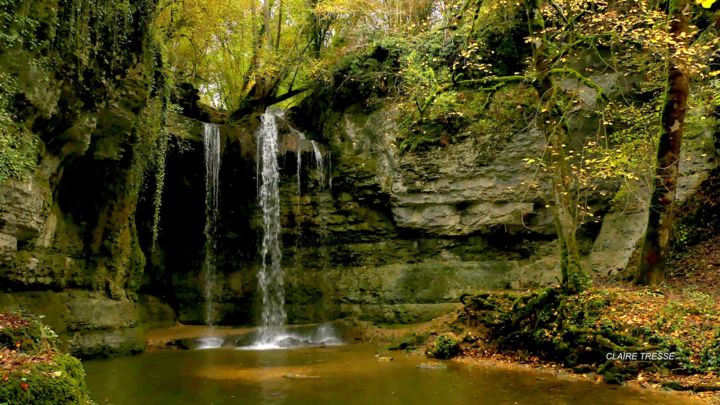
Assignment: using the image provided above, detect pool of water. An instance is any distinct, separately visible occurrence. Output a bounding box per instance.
[84,345,696,405]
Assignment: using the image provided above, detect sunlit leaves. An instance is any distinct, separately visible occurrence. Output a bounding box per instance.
[696,0,717,8]
[155,0,325,109]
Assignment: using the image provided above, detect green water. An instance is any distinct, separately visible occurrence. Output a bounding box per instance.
[84,345,694,405]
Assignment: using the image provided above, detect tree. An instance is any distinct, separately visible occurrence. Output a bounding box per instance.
[636,0,691,284]
[636,0,718,284]
[154,0,320,114]
[520,0,597,292]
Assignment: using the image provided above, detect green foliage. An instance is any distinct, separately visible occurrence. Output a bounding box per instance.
[700,329,720,371]
[0,0,160,183]
[326,36,410,107]
[146,56,176,253]
[0,0,42,50]
[397,83,534,153]
[0,313,57,353]
[384,0,528,152]
[0,73,38,183]
[427,334,461,359]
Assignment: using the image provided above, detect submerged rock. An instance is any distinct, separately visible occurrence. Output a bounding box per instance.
[417,362,447,370]
[284,373,320,380]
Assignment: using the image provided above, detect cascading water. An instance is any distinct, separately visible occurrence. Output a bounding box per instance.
[195,123,224,350]
[310,140,331,275]
[202,123,221,328]
[255,110,287,346]
[295,131,305,199]
[310,140,325,190]
[238,109,340,351]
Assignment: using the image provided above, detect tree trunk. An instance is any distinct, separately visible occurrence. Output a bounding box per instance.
[274,0,283,50]
[636,0,690,285]
[524,0,590,292]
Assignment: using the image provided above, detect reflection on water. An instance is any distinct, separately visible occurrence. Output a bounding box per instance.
[84,345,698,405]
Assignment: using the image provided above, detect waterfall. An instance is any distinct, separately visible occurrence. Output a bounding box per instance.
[296,132,305,198]
[255,110,287,344]
[310,140,325,190]
[239,109,340,350]
[202,123,221,327]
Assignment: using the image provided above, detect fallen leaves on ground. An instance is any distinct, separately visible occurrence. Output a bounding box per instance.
[460,236,720,403]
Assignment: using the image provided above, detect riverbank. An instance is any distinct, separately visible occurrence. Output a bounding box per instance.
[456,238,720,403]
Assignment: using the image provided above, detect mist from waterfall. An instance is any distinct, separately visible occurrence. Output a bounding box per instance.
[255,110,287,345]
[202,123,221,327]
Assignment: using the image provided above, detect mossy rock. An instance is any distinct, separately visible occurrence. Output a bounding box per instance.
[0,313,90,404]
[0,353,89,405]
[427,334,461,360]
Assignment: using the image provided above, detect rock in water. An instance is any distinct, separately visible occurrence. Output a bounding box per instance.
[284,373,320,380]
[417,361,447,370]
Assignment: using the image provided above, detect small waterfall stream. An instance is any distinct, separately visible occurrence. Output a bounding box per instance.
[296,131,305,199]
[202,123,221,328]
[243,109,340,350]
[310,140,325,190]
[255,110,287,346]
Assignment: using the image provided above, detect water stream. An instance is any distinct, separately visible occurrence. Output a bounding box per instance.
[202,123,221,328]
[310,140,325,190]
[246,109,339,350]
[295,131,304,200]
[255,110,287,347]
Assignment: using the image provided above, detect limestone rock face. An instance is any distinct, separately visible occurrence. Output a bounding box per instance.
[589,119,717,277]
[0,291,161,358]
[390,129,549,235]
[591,212,649,277]
[331,108,552,236]
[677,128,717,204]
[152,104,564,326]
[0,0,169,358]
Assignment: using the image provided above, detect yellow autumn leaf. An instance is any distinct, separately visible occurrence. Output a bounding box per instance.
[696,0,716,8]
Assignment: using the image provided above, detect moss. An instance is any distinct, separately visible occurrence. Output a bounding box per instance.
[385,332,429,351]
[427,334,461,359]
[0,313,89,404]
[0,353,89,405]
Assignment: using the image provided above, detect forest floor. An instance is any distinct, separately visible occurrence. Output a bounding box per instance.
[457,236,720,403]
[0,313,89,403]
[0,313,55,381]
